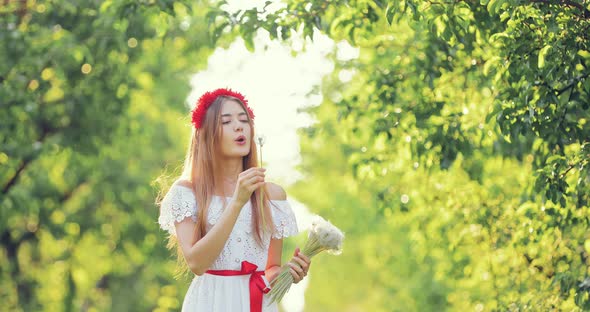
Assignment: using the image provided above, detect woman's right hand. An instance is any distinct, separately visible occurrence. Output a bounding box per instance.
[232,167,266,207]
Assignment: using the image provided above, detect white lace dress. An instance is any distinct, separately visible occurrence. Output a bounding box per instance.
[158,184,299,312]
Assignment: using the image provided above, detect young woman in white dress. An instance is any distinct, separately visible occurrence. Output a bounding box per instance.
[158,88,311,311]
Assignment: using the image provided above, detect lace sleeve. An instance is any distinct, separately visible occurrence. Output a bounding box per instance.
[158,184,197,236]
[270,200,299,239]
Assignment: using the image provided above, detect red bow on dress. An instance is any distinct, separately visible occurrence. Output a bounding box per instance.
[206,261,270,312]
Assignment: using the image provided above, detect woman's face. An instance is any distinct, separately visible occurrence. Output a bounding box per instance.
[219,99,252,158]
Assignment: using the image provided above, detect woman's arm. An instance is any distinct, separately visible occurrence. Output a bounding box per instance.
[175,200,243,275]
[265,235,311,284]
[265,238,283,282]
[264,183,311,284]
[264,182,286,281]
[175,167,266,275]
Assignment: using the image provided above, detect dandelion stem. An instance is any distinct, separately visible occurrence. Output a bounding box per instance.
[257,135,266,230]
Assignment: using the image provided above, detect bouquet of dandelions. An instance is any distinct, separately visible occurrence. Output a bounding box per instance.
[268,215,345,304]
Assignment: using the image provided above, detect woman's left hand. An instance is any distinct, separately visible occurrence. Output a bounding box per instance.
[287,247,311,284]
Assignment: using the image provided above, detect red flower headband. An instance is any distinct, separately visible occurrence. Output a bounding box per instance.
[191,88,255,129]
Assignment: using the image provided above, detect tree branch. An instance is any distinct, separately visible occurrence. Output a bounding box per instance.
[556,72,590,95]
[1,156,32,195]
[560,157,589,179]
[1,123,61,195]
[533,72,590,95]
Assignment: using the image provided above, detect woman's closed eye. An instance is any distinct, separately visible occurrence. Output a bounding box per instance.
[222,118,249,124]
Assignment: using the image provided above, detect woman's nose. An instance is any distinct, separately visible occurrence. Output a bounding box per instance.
[234,120,243,131]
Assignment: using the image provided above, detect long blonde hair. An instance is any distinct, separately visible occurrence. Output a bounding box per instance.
[183,96,272,242]
[163,96,272,274]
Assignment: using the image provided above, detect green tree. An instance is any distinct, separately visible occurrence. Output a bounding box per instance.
[3,0,589,310]
[0,1,232,310]
[222,0,590,310]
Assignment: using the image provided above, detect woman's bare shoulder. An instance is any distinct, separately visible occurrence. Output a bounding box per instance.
[266,182,287,201]
[172,179,193,190]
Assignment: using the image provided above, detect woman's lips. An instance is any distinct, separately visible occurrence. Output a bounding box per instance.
[235,136,246,145]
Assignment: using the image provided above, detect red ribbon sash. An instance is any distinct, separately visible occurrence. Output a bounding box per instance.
[206,261,270,312]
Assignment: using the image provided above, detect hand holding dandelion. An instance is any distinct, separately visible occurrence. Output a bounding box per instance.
[268,215,345,304]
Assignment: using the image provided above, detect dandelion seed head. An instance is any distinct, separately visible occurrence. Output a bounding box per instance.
[256,134,266,147]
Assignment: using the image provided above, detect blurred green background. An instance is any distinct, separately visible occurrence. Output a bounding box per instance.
[1,0,589,311]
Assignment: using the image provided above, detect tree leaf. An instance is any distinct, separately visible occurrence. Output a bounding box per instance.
[538,44,551,69]
[385,3,395,25]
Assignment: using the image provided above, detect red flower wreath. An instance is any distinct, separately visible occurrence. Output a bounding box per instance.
[191,88,255,129]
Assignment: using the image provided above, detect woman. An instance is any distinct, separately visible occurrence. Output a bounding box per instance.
[158,88,310,311]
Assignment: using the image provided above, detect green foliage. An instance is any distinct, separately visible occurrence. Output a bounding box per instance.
[2,0,589,311]
[0,1,223,311]
[228,0,590,310]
